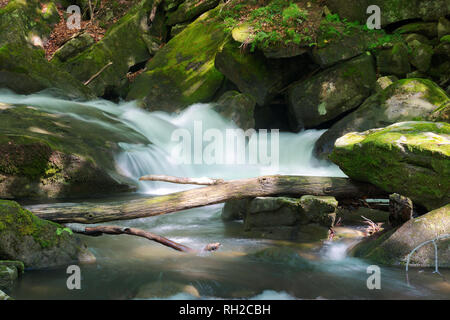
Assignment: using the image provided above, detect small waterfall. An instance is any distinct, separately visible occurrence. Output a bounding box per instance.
[0,90,345,195]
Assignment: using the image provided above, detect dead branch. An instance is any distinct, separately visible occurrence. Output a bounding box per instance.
[139,174,225,185]
[66,223,220,253]
[84,61,113,86]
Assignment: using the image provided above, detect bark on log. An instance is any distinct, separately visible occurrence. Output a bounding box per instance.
[32,175,387,224]
[139,175,224,185]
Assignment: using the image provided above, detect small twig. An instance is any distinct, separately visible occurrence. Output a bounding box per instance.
[361,215,381,235]
[84,61,113,86]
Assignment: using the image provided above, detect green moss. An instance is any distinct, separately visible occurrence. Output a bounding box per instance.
[0,200,68,249]
[127,6,228,111]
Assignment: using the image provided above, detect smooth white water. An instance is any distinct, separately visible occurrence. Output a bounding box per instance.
[0,89,345,195]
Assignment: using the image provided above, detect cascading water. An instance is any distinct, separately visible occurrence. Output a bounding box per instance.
[0,89,345,196]
[3,90,447,300]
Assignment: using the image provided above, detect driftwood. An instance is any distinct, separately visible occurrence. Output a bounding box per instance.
[139,175,224,185]
[32,175,387,224]
[66,223,220,253]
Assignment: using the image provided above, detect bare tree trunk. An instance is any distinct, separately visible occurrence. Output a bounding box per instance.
[32,175,387,224]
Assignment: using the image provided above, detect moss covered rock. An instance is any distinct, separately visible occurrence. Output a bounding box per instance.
[351,204,450,267]
[325,0,449,26]
[53,0,158,97]
[215,40,312,107]
[0,104,147,199]
[212,91,256,130]
[166,0,220,26]
[127,6,228,112]
[394,22,438,39]
[0,200,93,269]
[408,40,433,72]
[287,53,376,130]
[376,42,411,77]
[438,17,450,40]
[330,121,450,210]
[314,78,450,158]
[0,260,23,290]
[0,1,94,98]
[51,32,95,62]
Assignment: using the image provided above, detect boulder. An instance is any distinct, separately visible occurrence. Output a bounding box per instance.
[221,198,250,221]
[437,17,450,40]
[351,204,450,267]
[0,104,146,199]
[0,0,92,98]
[374,75,398,93]
[287,53,376,130]
[215,40,312,106]
[330,121,450,210]
[394,22,438,39]
[314,78,450,158]
[233,195,338,241]
[127,6,228,112]
[213,91,256,130]
[312,26,376,68]
[166,0,220,26]
[325,0,449,26]
[376,42,411,77]
[408,40,433,72]
[54,1,158,97]
[0,200,94,269]
[51,33,95,63]
[0,260,23,290]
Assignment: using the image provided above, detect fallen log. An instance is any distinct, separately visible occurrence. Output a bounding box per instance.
[66,223,220,253]
[32,175,387,224]
[139,175,224,185]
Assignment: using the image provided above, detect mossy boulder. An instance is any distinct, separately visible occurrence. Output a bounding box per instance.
[53,0,158,97]
[351,204,450,267]
[376,42,411,77]
[127,6,228,112]
[0,0,92,98]
[394,22,438,39]
[330,121,450,210]
[215,40,312,106]
[312,25,377,68]
[51,32,95,62]
[0,260,23,290]
[374,75,398,93]
[314,78,450,158]
[429,100,450,122]
[212,91,256,130]
[0,104,147,199]
[438,17,450,40]
[0,289,12,300]
[0,200,93,269]
[325,0,449,26]
[408,40,434,72]
[166,0,220,26]
[228,195,337,241]
[287,53,376,130]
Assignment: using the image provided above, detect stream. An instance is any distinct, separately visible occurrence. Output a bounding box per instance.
[1,90,449,300]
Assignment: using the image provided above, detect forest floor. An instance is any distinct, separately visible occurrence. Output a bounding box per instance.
[0,0,9,9]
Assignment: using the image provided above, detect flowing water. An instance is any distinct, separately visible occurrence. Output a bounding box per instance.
[1,90,449,300]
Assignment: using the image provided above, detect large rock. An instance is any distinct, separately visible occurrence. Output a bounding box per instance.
[314,78,450,158]
[127,6,228,112]
[226,195,338,241]
[0,260,23,290]
[0,200,93,269]
[325,0,449,26]
[51,33,95,62]
[376,42,411,77]
[408,40,433,73]
[0,0,92,98]
[330,121,450,210]
[0,104,146,199]
[287,53,376,130]
[351,204,450,267]
[213,91,256,130]
[166,0,220,26]
[215,40,312,106]
[53,0,159,97]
